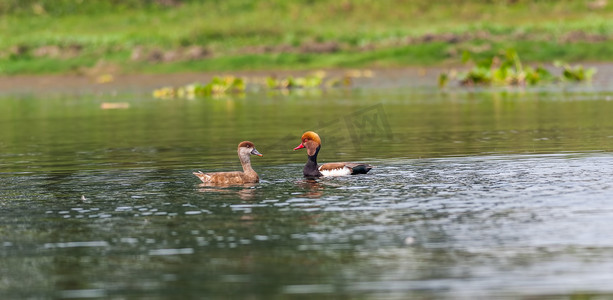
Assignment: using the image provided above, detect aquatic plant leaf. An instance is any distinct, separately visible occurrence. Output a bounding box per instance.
[585,67,597,81]
[438,49,597,88]
[562,65,589,81]
[461,50,472,64]
[438,73,448,88]
[151,75,248,99]
[533,66,554,84]
[282,77,294,88]
[459,66,491,86]
[505,49,523,72]
[326,77,342,87]
[492,68,507,85]
[476,57,493,69]
[266,77,278,89]
[294,77,306,88]
[304,75,323,87]
[231,77,246,91]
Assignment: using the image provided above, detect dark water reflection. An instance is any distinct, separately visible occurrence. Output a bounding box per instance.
[2,87,613,298]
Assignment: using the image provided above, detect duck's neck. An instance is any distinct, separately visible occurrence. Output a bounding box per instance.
[303,146,322,177]
[238,155,255,174]
[239,153,257,176]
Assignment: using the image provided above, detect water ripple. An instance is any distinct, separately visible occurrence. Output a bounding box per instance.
[2,152,613,298]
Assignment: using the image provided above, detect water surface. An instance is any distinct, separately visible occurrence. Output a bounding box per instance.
[2,78,613,298]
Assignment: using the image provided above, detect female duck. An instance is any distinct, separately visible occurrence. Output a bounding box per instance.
[293,131,372,177]
[194,141,263,184]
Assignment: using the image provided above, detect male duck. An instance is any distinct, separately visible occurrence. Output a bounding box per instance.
[294,131,372,177]
[194,141,263,184]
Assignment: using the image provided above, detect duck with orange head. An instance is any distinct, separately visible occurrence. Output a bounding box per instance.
[294,131,372,177]
[194,141,263,184]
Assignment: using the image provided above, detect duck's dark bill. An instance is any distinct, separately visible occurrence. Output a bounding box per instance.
[251,148,263,156]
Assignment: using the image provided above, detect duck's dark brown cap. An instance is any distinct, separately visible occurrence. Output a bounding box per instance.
[238,141,255,148]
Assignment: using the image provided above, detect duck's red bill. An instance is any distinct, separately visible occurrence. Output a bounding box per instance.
[293,144,305,150]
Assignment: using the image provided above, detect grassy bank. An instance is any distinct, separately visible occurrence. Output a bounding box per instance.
[2,0,613,75]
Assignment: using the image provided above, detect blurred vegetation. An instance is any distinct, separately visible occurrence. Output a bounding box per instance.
[1,0,613,75]
[439,49,597,87]
[153,75,246,99]
[151,70,367,99]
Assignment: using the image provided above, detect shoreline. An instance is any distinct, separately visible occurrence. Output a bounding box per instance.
[2,62,612,95]
[0,66,441,95]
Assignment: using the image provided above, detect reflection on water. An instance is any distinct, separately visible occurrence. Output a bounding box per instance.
[1,87,613,298]
[197,183,257,201]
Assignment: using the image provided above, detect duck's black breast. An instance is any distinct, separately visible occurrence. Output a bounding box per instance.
[303,146,322,177]
[303,159,322,177]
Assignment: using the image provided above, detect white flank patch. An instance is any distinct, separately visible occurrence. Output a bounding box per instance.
[319,166,352,177]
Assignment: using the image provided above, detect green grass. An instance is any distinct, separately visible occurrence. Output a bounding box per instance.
[2,0,613,75]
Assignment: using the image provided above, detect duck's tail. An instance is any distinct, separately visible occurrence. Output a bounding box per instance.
[193,171,211,182]
[349,163,373,174]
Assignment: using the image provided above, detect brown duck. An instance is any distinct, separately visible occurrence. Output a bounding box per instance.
[193,141,263,184]
[293,131,372,177]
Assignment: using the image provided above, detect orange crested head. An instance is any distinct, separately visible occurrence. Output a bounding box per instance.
[294,131,321,153]
[293,131,321,156]
[301,131,321,145]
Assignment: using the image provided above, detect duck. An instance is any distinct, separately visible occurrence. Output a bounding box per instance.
[193,141,263,184]
[293,131,372,177]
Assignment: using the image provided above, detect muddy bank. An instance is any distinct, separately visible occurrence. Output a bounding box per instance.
[1,63,612,95]
[0,67,439,95]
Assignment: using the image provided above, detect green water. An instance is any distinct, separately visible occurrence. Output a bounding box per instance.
[2,89,613,172]
[2,86,613,299]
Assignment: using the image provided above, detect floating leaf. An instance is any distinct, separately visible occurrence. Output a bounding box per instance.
[461,50,471,64]
[152,76,246,99]
[266,77,278,89]
[438,73,448,88]
[561,63,597,82]
[441,49,596,88]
